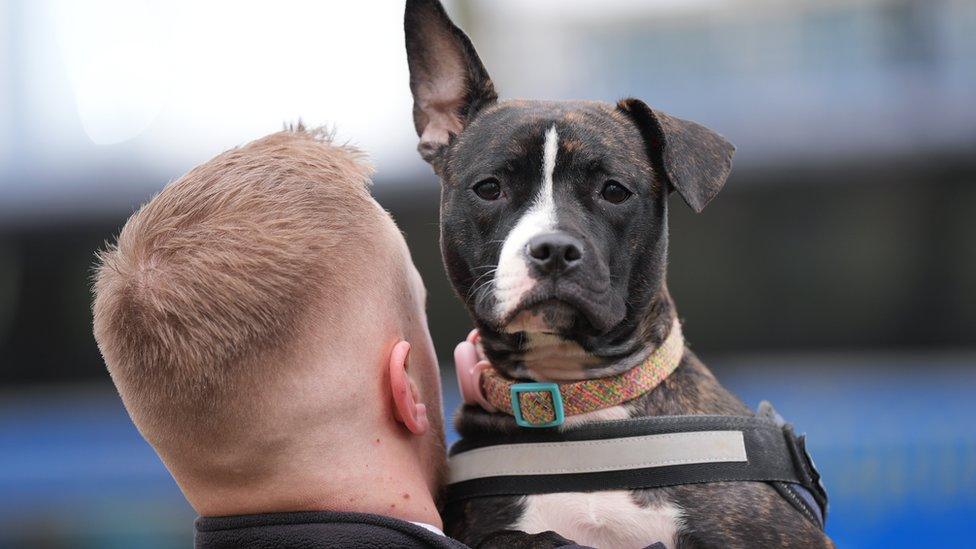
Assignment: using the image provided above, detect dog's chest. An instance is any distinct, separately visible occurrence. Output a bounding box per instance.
[514,490,683,549]
[506,403,683,547]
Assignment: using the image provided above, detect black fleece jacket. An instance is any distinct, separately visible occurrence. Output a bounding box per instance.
[195,511,468,549]
[194,510,614,548]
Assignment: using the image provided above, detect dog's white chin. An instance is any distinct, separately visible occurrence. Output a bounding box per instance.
[502,301,576,334]
[504,309,551,334]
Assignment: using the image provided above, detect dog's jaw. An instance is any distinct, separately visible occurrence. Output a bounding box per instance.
[477,287,678,382]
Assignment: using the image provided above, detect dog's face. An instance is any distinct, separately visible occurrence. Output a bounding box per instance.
[441,100,662,337]
[405,0,734,378]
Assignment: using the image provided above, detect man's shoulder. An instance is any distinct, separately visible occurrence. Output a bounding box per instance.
[195,510,469,549]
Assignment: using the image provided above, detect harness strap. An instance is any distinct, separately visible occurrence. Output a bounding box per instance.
[446,408,827,529]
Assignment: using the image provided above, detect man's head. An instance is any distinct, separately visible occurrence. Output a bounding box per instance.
[404,0,734,380]
[93,129,444,518]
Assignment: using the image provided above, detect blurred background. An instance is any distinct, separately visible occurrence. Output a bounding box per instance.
[1,0,974,546]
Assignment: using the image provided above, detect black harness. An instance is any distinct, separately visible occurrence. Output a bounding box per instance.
[446,402,828,529]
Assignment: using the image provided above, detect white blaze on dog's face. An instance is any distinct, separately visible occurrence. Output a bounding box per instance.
[493,125,559,329]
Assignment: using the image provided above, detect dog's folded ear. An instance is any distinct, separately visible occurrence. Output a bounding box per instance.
[617,98,735,213]
[405,0,497,169]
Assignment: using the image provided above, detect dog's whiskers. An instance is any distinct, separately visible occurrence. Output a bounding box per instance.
[466,267,499,305]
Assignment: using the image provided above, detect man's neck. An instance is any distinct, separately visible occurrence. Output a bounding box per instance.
[181,438,443,529]
[316,448,443,529]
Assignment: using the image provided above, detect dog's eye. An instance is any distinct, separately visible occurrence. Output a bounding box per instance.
[600,180,632,204]
[473,178,502,201]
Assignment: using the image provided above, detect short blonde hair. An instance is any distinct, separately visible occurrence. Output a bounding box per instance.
[93,128,387,438]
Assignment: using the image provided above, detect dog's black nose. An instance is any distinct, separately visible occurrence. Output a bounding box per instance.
[526,233,584,274]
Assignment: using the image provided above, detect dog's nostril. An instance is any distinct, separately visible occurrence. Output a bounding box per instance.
[528,242,552,261]
[564,244,582,263]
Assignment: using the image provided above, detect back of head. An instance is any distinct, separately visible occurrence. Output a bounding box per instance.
[92,128,420,510]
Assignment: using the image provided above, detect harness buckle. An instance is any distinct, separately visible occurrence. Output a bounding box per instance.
[510,382,564,428]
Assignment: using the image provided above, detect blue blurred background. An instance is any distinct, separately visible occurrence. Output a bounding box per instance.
[1,0,974,547]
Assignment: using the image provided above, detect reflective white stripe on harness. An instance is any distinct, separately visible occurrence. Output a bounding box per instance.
[448,430,747,484]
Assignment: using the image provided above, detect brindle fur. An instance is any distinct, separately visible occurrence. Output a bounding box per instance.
[404,1,833,546]
[447,296,831,548]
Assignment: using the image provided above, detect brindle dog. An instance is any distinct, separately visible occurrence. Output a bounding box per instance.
[404,1,833,547]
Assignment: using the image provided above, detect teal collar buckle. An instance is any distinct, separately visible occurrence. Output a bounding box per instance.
[510,382,565,428]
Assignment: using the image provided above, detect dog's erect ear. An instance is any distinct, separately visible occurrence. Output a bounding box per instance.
[405,0,497,166]
[617,98,735,213]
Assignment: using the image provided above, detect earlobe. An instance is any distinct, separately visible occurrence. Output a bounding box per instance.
[388,340,430,436]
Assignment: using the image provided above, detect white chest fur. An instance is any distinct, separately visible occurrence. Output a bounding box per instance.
[515,490,684,549]
[511,384,682,546]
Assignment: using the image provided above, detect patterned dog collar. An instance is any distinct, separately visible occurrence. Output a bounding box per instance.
[469,318,685,428]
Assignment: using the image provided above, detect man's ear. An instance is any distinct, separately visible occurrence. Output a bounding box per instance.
[388,340,429,436]
[617,98,735,213]
[404,0,497,168]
